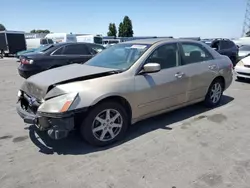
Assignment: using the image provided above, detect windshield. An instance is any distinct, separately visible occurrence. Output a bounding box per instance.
[38,44,55,52]
[239,45,250,51]
[36,45,53,52]
[85,43,151,69]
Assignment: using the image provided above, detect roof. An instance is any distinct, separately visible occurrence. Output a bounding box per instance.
[0,30,25,34]
[122,38,202,45]
[122,38,176,44]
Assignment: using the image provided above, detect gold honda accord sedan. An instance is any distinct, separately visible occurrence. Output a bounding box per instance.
[16,38,233,146]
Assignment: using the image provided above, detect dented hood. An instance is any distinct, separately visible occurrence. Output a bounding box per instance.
[21,64,118,100]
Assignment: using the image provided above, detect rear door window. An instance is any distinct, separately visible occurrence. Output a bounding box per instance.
[180,43,213,64]
[62,44,89,55]
[47,39,54,44]
[220,41,230,50]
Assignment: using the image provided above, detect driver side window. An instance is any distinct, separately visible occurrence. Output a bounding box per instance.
[147,43,179,69]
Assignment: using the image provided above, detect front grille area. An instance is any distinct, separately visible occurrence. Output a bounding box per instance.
[237,72,250,76]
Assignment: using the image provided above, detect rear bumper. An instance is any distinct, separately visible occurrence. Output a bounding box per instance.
[16,101,75,140]
[18,66,41,79]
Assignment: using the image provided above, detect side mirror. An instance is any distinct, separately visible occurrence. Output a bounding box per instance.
[141,63,161,74]
[212,47,218,51]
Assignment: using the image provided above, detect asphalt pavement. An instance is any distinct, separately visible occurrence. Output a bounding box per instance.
[0,58,250,188]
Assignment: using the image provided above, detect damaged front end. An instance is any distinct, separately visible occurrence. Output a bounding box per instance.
[16,64,121,140]
[16,90,80,140]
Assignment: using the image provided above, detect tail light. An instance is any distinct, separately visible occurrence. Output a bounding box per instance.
[21,59,34,64]
[229,63,233,69]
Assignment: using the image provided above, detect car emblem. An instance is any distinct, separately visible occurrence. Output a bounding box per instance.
[28,97,36,106]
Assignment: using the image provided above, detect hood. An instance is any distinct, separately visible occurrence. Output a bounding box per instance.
[238,51,250,57]
[241,55,250,65]
[21,64,118,100]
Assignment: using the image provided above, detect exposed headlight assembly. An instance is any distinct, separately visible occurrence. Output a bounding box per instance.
[38,92,78,114]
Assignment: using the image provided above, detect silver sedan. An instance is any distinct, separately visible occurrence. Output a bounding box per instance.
[16,38,233,146]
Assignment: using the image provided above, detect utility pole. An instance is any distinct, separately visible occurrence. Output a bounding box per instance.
[242,0,250,36]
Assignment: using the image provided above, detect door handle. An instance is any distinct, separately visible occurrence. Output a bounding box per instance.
[208,65,217,70]
[175,72,185,78]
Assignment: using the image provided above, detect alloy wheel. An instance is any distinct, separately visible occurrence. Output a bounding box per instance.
[91,109,123,142]
[210,82,222,104]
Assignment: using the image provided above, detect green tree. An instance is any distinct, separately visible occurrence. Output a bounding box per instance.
[107,23,117,37]
[122,16,134,37]
[118,22,124,37]
[246,30,250,37]
[30,29,50,33]
[0,24,6,31]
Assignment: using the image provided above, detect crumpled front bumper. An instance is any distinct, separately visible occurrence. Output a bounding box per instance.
[16,101,75,140]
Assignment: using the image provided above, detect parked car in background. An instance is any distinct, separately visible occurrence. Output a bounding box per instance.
[45,33,77,43]
[16,44,51,59]
[237,45,250,61]
[76,34,103,45]
[16,38,233,146]
[26,38,54,49]
[18,42,105,78]
[235,55,250,80]
[205,38,238,66]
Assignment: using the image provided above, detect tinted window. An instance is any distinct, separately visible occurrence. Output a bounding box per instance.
[40,39,48,45]
[94,37,103,44]
[181,43,213,64]
[228,41,235,48]
[52,46,64,55]
[87,44,105,54]
[63,44,88,55]
[48,39,54,44]
[220,41,231,49]
[147,43,179,69]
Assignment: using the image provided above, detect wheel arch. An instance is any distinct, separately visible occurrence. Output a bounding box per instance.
[206,76,225,94]
[92,95,132,121]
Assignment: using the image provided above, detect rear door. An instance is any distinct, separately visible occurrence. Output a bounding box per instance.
[179,42,218,101]
[61,44,93,64]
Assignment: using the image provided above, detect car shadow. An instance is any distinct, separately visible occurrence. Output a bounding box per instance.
[27,95,234,155]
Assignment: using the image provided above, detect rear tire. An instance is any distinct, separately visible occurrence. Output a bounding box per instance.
[204,79,223,108]
[80,101,129,147]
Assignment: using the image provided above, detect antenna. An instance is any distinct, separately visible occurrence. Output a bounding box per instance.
[242,0,250,36]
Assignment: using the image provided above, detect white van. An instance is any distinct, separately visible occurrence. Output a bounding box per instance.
[76,34,103,44]
[26,38,54,49]
[45,33,77,43]
[232,37,250,46]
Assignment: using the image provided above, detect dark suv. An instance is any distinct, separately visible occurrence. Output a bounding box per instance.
[202,38,238,66]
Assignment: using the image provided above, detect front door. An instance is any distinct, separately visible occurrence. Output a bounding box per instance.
[179,42,218,101]
[133,42,189,118]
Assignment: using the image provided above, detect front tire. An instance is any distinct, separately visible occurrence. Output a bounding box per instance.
[204,79,223,107]
[80,101,129,147]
